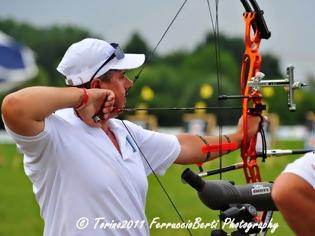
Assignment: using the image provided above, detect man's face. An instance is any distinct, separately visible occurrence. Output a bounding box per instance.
[100,70,133,117]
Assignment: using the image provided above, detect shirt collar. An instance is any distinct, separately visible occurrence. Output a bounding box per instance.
[55,108,128,137]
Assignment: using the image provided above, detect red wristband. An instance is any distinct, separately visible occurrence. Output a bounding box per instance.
[75,88,89,110]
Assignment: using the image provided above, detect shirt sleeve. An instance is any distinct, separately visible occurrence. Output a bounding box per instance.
[3,114,62,172]
[282,152,315,188]
[122,120,181,176]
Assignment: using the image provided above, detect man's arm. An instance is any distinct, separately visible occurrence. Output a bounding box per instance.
[1,86,114,136]
[175,116,261,164]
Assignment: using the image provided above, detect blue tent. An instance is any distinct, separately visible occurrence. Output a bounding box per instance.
[0,31,38,92]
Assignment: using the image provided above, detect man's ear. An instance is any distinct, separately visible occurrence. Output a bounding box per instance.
[90,79,101,88]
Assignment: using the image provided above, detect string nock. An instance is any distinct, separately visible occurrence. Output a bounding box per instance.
[202,142,238,153]
[133,75,140,85]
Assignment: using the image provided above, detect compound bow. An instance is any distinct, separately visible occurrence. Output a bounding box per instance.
[119,0,310,235]
[186,0,310,235]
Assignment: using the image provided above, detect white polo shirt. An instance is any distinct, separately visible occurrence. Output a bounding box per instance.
[283,151,315,188]
[4,108,180,236]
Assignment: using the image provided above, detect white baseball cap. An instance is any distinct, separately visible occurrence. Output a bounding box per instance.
[57,38,145,86]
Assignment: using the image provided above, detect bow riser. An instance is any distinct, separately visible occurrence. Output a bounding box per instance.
[241,11,265,184]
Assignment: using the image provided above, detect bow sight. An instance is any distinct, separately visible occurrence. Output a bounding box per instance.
[218,65,306,113]
[247,66,307,112]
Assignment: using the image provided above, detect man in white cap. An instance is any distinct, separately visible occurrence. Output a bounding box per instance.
[1,38,261,236]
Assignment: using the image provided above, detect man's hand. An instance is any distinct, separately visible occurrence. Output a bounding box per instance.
[76,89,115,128]
[236,115,262,140]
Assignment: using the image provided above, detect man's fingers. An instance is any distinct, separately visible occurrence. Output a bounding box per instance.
[103,99,114,108]
[104,90,115,101]
[78,89,115,125]
[93,90,115,122]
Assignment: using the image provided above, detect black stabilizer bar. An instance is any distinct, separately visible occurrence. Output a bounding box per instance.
[240,0,271,39]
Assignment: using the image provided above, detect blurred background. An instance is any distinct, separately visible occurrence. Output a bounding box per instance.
[0,0,314,235]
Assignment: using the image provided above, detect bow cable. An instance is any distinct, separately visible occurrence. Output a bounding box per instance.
[205,0,224,179]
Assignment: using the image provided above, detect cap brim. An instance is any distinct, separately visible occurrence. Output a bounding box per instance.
[95,53,145,78]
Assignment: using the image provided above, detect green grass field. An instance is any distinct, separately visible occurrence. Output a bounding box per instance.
[0,141,301,236]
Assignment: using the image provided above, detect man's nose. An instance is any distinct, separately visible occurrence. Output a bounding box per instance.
[125,77,133,96]
[126,77,133,89]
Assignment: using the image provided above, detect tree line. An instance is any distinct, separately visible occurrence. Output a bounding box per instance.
[0,19,314,127]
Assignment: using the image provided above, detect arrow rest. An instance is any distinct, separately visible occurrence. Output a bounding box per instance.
[248,103,266,116]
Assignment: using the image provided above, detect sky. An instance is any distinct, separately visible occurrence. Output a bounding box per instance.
[1,0,314,82]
